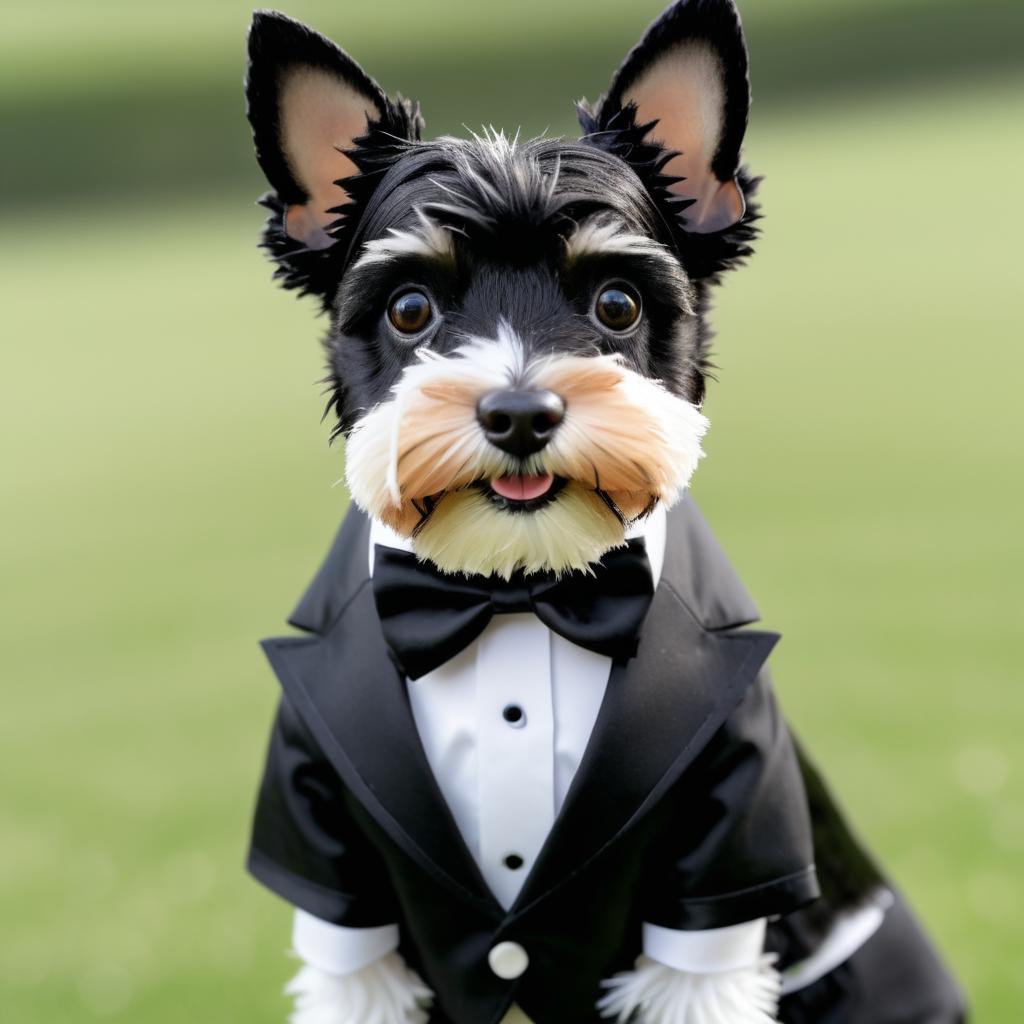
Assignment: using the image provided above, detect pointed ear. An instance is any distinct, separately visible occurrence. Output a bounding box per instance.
[245,11,416,249]
[587,0,750,235]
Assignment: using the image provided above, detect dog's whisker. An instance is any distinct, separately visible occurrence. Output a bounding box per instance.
[396,428,470,466]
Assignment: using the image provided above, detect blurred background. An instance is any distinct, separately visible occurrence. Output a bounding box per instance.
[2,0,1023,1019]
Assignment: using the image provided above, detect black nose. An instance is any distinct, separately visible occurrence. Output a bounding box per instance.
[477,389,566,457]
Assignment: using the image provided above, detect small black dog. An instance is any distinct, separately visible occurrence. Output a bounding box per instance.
[243,3,966,1022]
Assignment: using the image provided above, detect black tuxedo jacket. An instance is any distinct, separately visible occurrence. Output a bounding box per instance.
[248,501,824,1024]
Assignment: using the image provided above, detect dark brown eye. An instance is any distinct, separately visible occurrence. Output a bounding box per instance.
[388,290,432,334]
[594,286,641,331]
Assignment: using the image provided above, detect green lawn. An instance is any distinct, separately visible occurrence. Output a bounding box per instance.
[2,65,1022,1024]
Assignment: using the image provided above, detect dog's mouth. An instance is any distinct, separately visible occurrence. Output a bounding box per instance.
[477,472,565,512]
[491,472,555,501]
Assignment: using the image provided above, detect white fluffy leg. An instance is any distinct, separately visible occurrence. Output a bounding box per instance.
[285,953,433,1024]
[597,954,781,1024]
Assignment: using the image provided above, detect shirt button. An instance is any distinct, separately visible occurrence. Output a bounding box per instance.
[503,853,524,870]
[488,941,529,980]
[502,704,526,727]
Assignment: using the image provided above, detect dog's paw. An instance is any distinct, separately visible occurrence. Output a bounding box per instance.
[285,952,433,1024]
[597,953,781,1024]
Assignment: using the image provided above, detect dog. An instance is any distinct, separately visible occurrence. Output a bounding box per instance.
[243,3,967,1021]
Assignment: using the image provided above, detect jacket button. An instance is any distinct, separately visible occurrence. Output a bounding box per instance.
[488,940,529,980]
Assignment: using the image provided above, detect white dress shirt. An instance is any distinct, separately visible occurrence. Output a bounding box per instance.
[293,503,769,976]
[391,506,666,908]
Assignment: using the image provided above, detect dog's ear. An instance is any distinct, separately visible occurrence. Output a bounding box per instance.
[245,10,420,250]
[581,0,750,236]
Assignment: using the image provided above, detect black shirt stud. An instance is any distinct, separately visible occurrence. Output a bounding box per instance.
[502,704,526,727]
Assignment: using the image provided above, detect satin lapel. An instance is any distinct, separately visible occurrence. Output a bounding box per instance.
[262,581,503,917]
[508,577,779,916]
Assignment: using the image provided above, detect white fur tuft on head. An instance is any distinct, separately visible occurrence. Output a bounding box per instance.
[564,216,685,285]
[344,325,708,577]
[351,209,456,271]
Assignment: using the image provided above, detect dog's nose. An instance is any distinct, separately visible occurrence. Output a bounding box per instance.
[477,389,565,457]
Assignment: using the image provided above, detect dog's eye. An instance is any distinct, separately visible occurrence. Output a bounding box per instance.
[388,290,433,334]
[594,286,641,331]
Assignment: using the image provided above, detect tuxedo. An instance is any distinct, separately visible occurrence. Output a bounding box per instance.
[248,500,965,1024]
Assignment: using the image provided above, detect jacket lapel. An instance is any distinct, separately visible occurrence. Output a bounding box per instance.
[263,510,504,917]
[508,500,779,915]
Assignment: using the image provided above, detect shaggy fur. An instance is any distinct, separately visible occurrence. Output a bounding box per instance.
[598,955,781,1024]
[285,957,432,1024]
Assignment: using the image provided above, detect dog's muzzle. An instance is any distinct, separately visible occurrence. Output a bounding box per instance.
[343,325,708,576]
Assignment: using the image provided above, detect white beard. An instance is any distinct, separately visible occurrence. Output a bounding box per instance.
[411,482,629,578]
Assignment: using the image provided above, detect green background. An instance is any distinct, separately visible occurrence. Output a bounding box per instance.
[2,0,1022,1019]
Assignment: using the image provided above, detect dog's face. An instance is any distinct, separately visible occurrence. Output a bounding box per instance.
[246,1,758,577]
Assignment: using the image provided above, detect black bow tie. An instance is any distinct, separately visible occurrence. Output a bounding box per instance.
[372,540,655,680]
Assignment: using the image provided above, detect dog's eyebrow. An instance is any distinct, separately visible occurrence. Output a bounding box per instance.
[563,218,677,270]
[351,213,456,272]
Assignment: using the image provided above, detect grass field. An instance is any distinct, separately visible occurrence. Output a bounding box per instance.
[2,7,1023,1021]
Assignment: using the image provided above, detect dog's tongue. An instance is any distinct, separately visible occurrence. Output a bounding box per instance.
[491,473,555,502]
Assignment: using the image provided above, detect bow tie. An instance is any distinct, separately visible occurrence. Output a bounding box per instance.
[372,540,655,680]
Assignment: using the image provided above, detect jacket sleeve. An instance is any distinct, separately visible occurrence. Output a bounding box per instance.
[247,695,400,927]
[643,669,820,931]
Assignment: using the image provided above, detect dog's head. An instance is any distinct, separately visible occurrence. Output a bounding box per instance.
[245,0,757,577]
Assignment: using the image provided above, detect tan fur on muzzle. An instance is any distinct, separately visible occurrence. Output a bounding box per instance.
[345,326,708,576]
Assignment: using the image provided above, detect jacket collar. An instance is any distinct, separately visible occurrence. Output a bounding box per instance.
[287,509,370,635]
[266,498,776,916]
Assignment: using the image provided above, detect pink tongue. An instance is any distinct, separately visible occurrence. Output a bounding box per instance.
[491,473,555,502]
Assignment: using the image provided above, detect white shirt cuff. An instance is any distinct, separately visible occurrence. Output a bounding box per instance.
[292,909,401,976]
[642,918,767,974]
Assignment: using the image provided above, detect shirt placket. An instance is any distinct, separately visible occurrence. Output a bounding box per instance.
[475,612,555,910]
